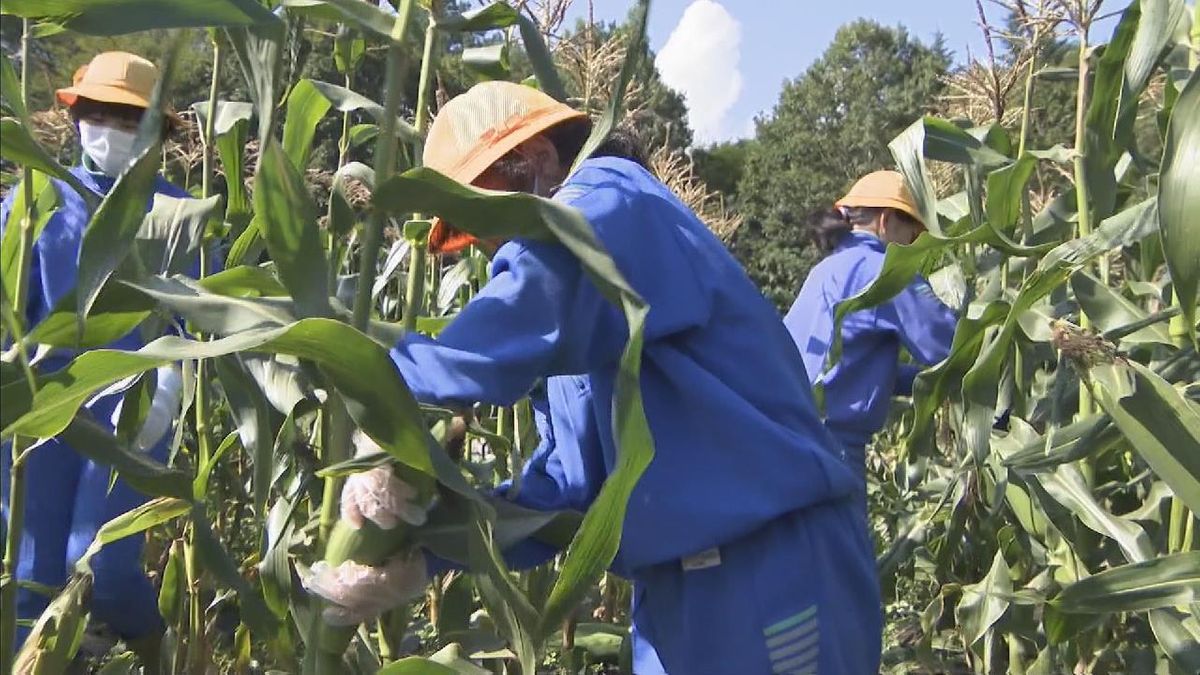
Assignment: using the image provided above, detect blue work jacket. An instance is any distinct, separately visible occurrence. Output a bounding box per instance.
[0,164,191,365]
[783,231,957,452]
[390,157,858,575]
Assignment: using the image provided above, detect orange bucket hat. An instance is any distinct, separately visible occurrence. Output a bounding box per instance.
[834,170,925,226]
[56,51,179,123]
[423,81,588,254]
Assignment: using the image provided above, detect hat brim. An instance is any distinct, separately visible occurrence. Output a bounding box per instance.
[834,195,925,227]
[428,108,589,255]
[57,84,184,126]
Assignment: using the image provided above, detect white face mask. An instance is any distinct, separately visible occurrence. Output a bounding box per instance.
[78,120,139,178]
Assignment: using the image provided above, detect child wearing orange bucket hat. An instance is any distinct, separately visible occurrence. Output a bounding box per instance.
[306,80,882,674]
[784,171,958,510]
[1,51,193,666]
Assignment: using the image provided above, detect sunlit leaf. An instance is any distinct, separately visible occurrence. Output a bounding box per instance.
[1053,552,1200,613]
[1158,72,1200,344]
[0,0,279,35]
[74,497,191,571]
[1091,360,1200,514]
[254,139,332,318]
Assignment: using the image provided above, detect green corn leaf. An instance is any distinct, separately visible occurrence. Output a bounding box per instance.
[157,539,186,625]
[74,142,162,338]
[888,116,1010,235]
[127,276,299,334]
[426,1,566,100]
[226,215,265,268]
[192,506,281,637]
[1053,552,1200,613]
[254,138,332,318]
[200,264,289,298]
[954,550,1012,647]
[1001,414,1122,470]
[1034,464,1154,563]
[1,319,479,501]
[516,14,568,102]
[1070,271,1174,346]
[985,155,1037,235]
[224,20,285,144]
[193,101,254,227]
[281,0,404,42]
[465,510,540,674]
[1158,72,1200,345]
[57,413,193,499]
[261,495,301,620]
[283,79,333,170]
[434,1,519,31]
[194,431,240,499]
[1090,359,1200,514]
[307,80,420,144]
[74,497,192,571]
[0,51,28,124]
[135,193,222,277]
[12,573,92,675]
[462,43,511,80]
[916,196,1160,458]
[1,170,58,307]
[375,657,459,674]
[1148,609,1200,673]
[0,0,279,35]
[114,369,155,446]
[214,354,276,517]
[1127,0,1188,97]
[415,496,581,566]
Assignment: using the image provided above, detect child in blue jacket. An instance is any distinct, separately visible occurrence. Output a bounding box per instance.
[314,81,882,675]
[1,51,191,664]
[784,171,958,491]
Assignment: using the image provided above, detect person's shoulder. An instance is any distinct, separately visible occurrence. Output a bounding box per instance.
[557,157,650,200]
[153,175,192,199]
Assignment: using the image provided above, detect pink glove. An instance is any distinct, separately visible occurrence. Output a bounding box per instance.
[304,554,429,626]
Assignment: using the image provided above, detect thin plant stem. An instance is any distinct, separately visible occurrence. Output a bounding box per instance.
[1071,25,1095,417]
[319,32,358,548]
[1168,498,1187,553]
[351,0,417,332]
[185,523,205,675]
[1017,27,1042,159]
[402,5,441,333]
[201,37,223,203]
[1,22,38,671]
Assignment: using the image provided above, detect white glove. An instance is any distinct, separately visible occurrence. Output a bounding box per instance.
[303,554,429,626]
[341,430,428,529]
[340,465,427,530]
[110,365,183,452]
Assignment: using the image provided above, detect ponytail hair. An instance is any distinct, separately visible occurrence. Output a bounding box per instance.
[808,208,853,254]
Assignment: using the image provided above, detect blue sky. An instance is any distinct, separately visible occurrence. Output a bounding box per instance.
[562,1,1118,145]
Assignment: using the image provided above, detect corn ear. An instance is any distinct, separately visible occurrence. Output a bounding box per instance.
[13,573,92,675]
[307,518,413,669]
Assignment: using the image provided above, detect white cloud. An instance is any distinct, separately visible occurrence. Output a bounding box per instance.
[654,0,743,145]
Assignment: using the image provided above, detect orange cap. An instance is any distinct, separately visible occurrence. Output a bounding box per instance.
[834,170,924,226]
[56,51,179,123]
[423,81,587,254]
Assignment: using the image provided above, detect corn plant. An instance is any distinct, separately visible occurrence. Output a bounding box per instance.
[859,1,1200,672]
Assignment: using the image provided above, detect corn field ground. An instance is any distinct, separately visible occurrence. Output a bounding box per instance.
[0,0,1198,674]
